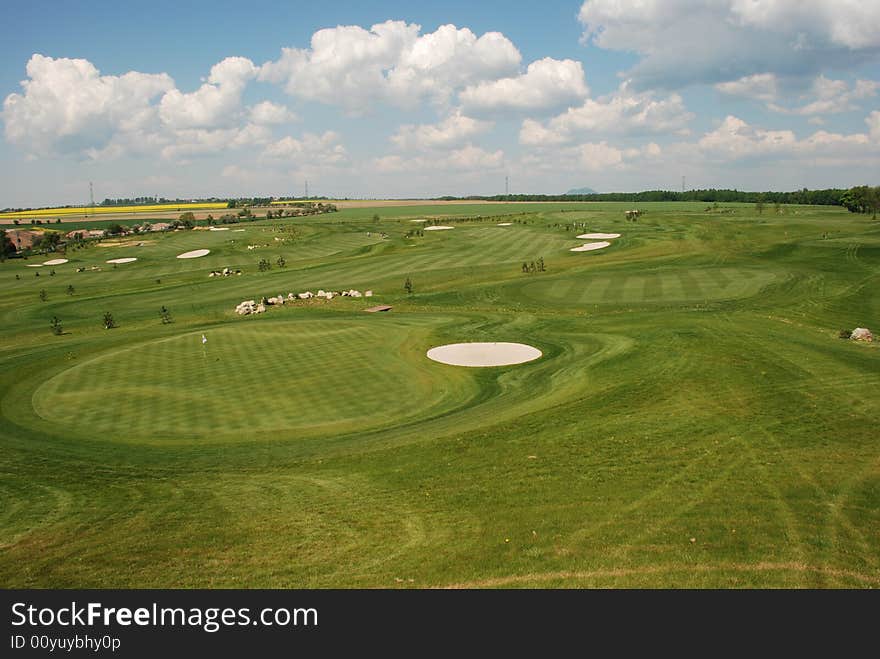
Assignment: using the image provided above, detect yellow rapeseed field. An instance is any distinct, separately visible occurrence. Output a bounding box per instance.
[0,202,228,219]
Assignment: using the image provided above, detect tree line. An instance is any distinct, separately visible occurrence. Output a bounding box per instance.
[434,186,879,210]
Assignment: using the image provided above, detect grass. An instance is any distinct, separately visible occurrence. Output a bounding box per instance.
[1,201,878,588]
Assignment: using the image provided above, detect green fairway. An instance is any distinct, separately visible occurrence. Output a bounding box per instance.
[1,201,878,588]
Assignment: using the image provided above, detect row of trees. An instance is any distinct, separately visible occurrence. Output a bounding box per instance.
[436,187,874,207]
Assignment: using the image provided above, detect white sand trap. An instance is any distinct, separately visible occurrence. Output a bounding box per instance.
[570,241,611,252]
[497,222,513,226]
[26,263,44,267]
[43,258,68,265]
[233,229,246,232]
[209,227,229,231]
[424,225,454,231]
[106,257,138,264]
[177,249,211,259]
[410,219,428,223]
[427,342,542,367]
[577,233,620,239]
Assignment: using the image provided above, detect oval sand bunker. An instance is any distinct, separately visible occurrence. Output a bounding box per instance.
[427,342,542,367]
[570,241,610,252]
[424,225,454,231]
[106,257,137,264]
[177,249,211,259]
[43,258,69,266]
[577,233,620,239]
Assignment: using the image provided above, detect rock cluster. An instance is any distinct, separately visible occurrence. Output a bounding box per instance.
[209,267,242,277]
[235,289,374,315]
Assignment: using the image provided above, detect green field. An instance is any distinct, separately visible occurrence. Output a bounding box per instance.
[1,201,878,588]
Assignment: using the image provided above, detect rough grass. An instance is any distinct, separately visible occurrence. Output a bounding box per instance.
[1,201,878,588]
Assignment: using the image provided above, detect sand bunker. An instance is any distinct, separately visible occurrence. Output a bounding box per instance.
[570,241,611,252]
[497,222,513,226]
[410,219,428,223]
[43,258,68,265]
[424,226,454,231]
[177,249,211,259]
[209,227,229,231]
[233,229,246,232]
[577,233,620,239]
[427,342,542,367]
[25,263,43,267]
[106,257,138,264]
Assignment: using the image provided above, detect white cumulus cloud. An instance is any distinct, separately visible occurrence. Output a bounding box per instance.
[459,57,589,115]
[390,112,492,151]
[578,0,880,89]
[695,114,875,161]
[158,56,257,129]
[374,144,504,173]
[263,131,348,164]
[2,54,173,157]
[519,83,693,145]
[259,20,521,111]
[249,101,297,125]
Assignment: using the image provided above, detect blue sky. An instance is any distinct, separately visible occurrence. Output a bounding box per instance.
[1,0,878,207]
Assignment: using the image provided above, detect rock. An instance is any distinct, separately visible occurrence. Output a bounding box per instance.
[851,327,873,342]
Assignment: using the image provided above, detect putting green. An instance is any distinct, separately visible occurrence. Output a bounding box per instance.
[32,320,477,443]
[522,266,778,305]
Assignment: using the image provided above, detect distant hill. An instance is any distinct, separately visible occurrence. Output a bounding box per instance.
[565,187,597,195]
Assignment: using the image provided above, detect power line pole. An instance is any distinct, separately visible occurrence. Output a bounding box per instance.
[681,176,686,193]
[304,180,309,199]
[505,175,509,196]
[88,181,95,217]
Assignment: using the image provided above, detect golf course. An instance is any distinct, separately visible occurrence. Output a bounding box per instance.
[1,200,878,588]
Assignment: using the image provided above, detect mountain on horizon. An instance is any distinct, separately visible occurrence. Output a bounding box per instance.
[564,187,597,195]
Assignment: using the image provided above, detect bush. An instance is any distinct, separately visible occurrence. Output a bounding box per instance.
[838,329,852,339]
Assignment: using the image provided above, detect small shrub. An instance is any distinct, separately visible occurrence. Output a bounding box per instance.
[838,329,852,339]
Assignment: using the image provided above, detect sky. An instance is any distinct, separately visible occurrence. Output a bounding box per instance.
[1,0,878,207]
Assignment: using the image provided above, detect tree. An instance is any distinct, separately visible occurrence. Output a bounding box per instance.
[160,306,172,324]
[755,200,765,215]
[106,223,125,236]
[103,312,116,329]
[67,285,75,296]
[538,257,546,272]
[404,277,413,295]
[522,262,529,273]
[276,256,286,268]
[50,316,63,336]
[39,289,48,302]
[372,214,380,222]
[179,211,196,222]
[258,258,271,272]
